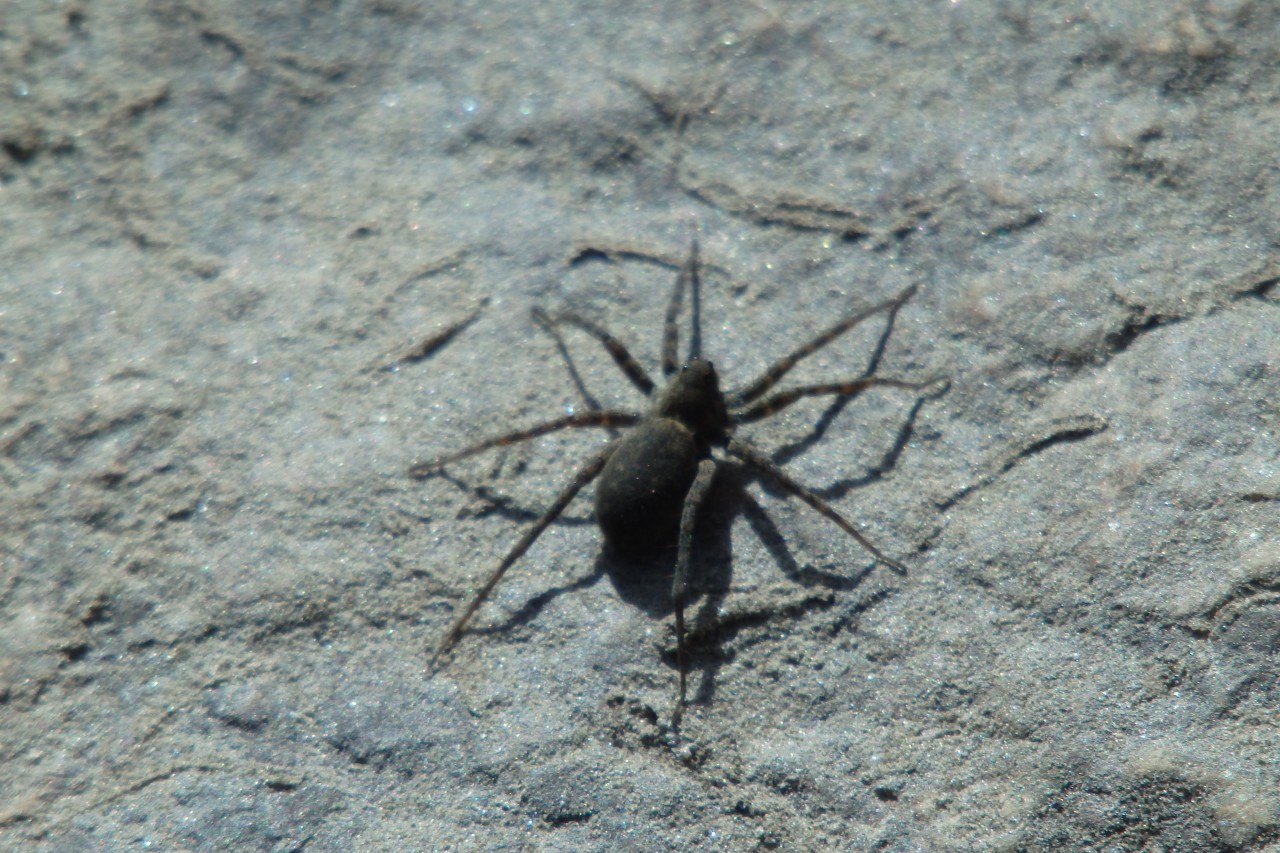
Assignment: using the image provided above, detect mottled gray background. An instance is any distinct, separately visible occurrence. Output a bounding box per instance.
[2,1,1279,850]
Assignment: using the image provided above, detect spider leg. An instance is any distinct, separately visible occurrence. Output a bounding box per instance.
[530,306,608,409]
[408,410,640,477]
[532,306,656,397]
[671,457,717,727]
[733,376,946,424]
[727,438,908,575]
[729,283,918,407]
[661,238,699,377]
[430,446,614,664]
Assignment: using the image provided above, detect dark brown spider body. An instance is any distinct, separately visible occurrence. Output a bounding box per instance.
[411,239,943,726]
[594,417,699,552]
[595,358,727,552]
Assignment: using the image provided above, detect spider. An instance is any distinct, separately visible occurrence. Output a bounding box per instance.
[411,239,942,723]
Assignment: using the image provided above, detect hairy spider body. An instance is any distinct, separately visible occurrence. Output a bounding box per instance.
[412,239,942,725]
[595,358,725,552]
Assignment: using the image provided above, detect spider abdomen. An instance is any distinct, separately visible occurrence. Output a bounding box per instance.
[594,417,700,553]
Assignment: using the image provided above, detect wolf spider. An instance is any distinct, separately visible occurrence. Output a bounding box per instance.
[411,239,941,723]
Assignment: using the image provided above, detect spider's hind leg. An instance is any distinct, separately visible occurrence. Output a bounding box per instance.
[671,457,717,726]
[431,447,614,664]
[727,438,908,575]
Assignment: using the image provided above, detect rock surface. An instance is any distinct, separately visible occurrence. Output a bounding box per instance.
[3,1,1278,850]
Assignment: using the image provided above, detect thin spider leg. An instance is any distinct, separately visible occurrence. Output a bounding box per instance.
[661,238,698,377]
[430,447,613,664]
[408,410,640,478]
[728,438,908,575]
[729,283,918,407]
[532,306,656,397]
[530,306,606,409]
[733,376,945,424]
[671,458,716,727]
[687,236,704,363]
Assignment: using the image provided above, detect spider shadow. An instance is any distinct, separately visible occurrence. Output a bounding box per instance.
[451,382,937,711]
[450,459,869,704]
[597,455,881,712]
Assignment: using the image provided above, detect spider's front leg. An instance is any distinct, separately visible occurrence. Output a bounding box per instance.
[409,410,640,477]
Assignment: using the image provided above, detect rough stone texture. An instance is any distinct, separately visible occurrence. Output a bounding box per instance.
[2,1,1279,850]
